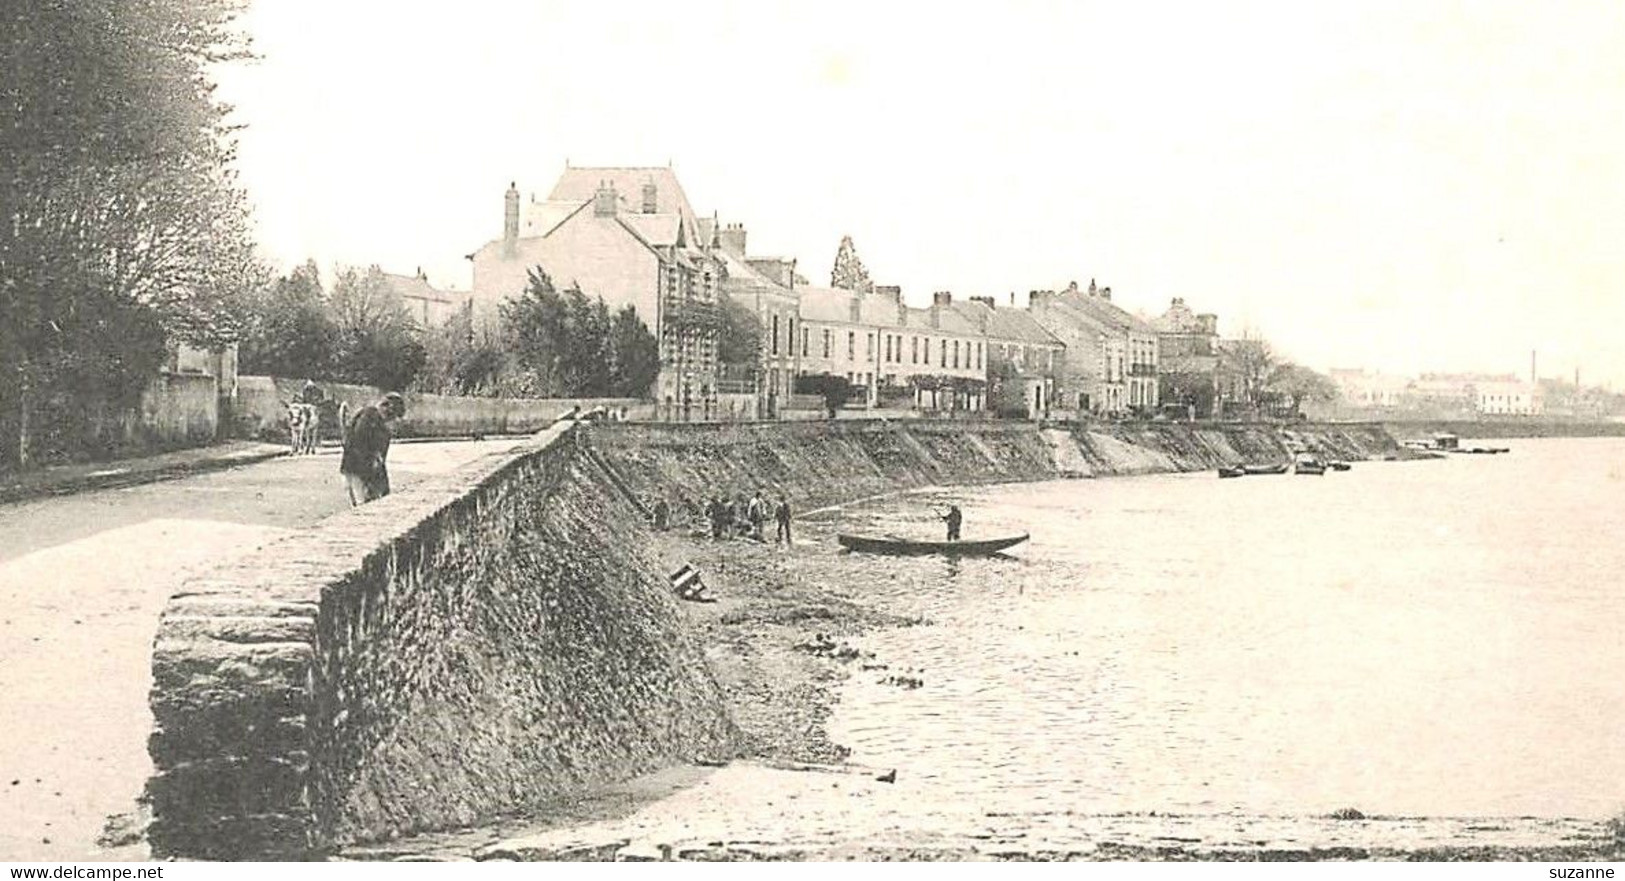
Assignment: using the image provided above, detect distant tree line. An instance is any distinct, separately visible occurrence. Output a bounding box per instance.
[238,264,662,400]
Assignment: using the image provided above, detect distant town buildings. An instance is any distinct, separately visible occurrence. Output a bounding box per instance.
[381,269,461,329]
[441,161,1573,424]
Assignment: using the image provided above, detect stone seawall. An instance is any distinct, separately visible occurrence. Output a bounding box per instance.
[146,425,739,859]
[586,419,1405,510]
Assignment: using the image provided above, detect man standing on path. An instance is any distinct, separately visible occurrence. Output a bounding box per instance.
[341,392,405,506]
[775,495,793,545]
[941,504,963,541]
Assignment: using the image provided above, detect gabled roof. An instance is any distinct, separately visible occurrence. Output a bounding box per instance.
[1058,290,1157,335]
[520,199,589,237]
[618,213,683,247]
[902,305,979,335]
[796,286,863,323]
[381,272,456,304]
[547,166,702,243]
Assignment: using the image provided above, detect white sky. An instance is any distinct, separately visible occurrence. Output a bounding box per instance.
[215,0,1625,387]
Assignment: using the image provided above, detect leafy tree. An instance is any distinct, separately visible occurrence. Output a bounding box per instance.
[417,302,506,396]
[1223,331,1276,410]
[716,294,762,368]
[606,305,660,397]
[1267,363,1340,416]
[328,265,425,390]
[0,0,257,469]
[794,373,852,417]
[502,267,659,398]
[830,235,874,293]
[238,260,338,379]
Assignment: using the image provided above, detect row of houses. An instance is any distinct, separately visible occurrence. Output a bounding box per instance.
[1329,369,1547,417]
[404,164,1240,420]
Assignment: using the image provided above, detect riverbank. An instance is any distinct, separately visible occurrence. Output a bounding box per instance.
[355,467,1624,862]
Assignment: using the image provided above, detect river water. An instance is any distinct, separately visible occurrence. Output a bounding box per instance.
[808,437,1625,821]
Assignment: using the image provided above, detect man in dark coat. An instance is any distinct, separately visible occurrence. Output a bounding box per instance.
[341,392,405,506]
[774,496,793,545]
[941,504,963,541]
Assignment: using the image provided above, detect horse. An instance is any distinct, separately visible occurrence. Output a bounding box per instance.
[285,401,320,455]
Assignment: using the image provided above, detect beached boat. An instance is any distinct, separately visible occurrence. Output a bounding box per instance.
[1326,461,1352,471]
[1294,454,1326,475]
[1218,466,1247,479]
[837,533,1030,557]
[1242,463,1290,475]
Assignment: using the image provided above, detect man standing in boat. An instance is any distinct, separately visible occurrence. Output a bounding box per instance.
[941,504,963,541]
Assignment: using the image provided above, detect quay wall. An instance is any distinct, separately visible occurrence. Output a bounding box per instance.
[585,419,1407,514]
[1383,419,1625,440]
[145,424,739,859]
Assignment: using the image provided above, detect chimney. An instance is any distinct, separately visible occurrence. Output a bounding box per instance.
[848,294,862,324]
[502,181,520,257]
[1100,286,1112,302]
[969,295,995,308]
[718,222,748,255]
[1029,290,1052,309]
[1009,292,1015,306]
[593,180,618,217]
[932,291,953,307]
[1530,349,1537,385]
[641,180,658,214]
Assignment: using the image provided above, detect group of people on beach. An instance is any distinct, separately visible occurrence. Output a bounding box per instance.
[649,491,794,544]
[709,491,794,543]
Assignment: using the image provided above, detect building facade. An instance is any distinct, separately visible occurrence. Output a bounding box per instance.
[382,269,463,329]
[716,222,801,414]
[952,296,1064,418]
[470,166,724,415]
[795,287,987,411]
[1153,297,1220,418]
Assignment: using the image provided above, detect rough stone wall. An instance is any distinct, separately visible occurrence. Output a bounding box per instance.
[234,375,650,441]
[147,425,739,859]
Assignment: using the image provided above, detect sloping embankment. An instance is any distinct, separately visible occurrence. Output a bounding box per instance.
[586,420,1406,507]
[145,425,739,859]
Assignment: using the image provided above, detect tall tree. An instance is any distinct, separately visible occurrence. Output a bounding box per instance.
[502,267,659,398]
[1224,331,1276,410]
[1267,363,1340,416]
[328,265,425,390]
[830,235,874,293]
[716,293,762,368]
[238,260,337,379]
[0,0,258,469]
[606,305,660,397]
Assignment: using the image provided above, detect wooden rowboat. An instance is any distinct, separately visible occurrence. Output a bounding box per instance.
[837,533,1030,557]
[1242,463,1290,475]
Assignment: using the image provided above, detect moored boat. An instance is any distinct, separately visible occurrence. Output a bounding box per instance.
[1218,466,1247,479]
[1326,461,1352,471]
[1242,463,1290,475]
[837,533,1030,557]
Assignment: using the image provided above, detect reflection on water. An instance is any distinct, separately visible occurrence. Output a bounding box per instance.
[805,438,1625,819]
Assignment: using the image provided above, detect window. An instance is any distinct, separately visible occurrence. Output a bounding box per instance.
[912,336,919,364]
[822,329,831,358]
[976,342,983,370]
[867,333,874,361]
[884,334,892,363]
[847,331,855,361]
[939,339,946,368]
[771,315,780,355]
[801,324,809,356]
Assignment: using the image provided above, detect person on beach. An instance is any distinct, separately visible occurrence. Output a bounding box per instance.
[747,491,767,541]
[941,504,963,541]
[341,392,405,506]
[775,496,793,545]
[707,496,724,539]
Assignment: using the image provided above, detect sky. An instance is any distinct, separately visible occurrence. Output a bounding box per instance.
[214,0,1625,387]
